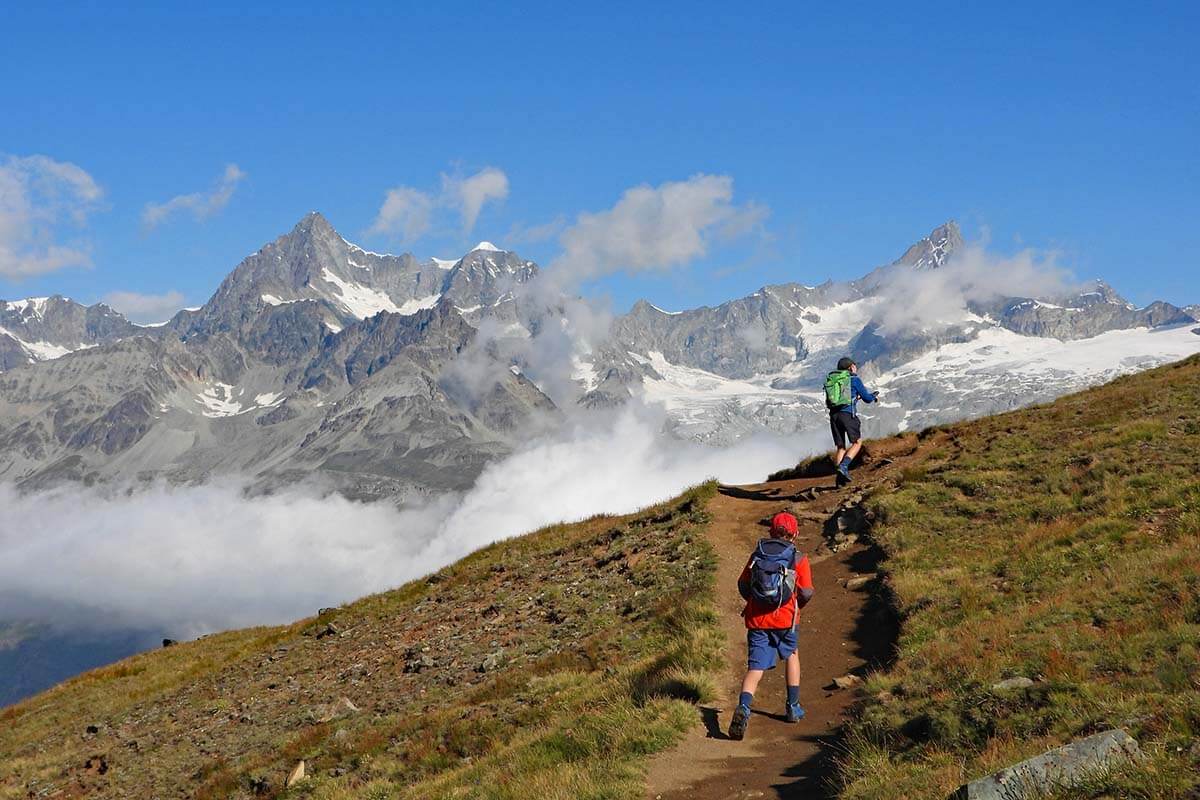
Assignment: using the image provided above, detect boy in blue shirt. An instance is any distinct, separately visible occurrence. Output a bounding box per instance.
[826,357,878,486]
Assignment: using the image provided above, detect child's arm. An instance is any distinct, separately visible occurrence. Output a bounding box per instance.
[795,555,814,607]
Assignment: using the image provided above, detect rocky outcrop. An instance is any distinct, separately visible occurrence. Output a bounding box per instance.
[609,295,804,380]
[953,729,1142,799]
[978,282,1195,340]
[0,296,142,371]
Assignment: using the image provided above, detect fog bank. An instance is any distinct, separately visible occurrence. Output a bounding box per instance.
[0,403,819,638]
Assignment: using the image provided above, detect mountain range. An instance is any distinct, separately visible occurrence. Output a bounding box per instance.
[1,214,1197,497]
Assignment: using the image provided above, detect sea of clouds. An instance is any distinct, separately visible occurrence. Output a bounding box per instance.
[0,402,825,638]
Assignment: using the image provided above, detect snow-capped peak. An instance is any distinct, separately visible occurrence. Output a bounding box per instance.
[2,297,52,318]
[472,241,503,253]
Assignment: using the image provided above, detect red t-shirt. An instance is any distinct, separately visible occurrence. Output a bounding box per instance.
[738,550,814,629]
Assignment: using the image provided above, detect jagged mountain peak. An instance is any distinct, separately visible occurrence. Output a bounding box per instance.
[2,296,55,320]
[0,294,86,317]
[1075,278,1128,305]
[0,295,139,371]
[276,212,405,262]
[294,210,335,234]
[894,220,963,270]
[178,213,540,343]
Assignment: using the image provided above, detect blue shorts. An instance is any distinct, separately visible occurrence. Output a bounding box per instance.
[746,628,798,671]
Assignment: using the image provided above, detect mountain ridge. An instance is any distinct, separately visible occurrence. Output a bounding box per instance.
[0,214,1196,495]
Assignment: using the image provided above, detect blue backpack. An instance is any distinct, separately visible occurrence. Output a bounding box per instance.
[746,538,798,609]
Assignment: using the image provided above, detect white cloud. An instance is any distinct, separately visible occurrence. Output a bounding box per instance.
[873,242,1079,335]
[368,166,510,244]
[550,173,767,286]
[366,186,434,241]
[448,174,768,405]
[0,154,104,278]
[142,163,246,230]
[441,166,509,233]
[0,402,818,637]
[101,289,187,324]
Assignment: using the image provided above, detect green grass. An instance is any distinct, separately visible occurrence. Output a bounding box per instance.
[0,483,723,800]
[835,355,1200,799]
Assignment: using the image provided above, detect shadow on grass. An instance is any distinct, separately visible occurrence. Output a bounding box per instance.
[770,734,842,799]
[699,706,729,740]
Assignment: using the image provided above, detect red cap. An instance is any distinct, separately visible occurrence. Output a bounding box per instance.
[770,512,799,538]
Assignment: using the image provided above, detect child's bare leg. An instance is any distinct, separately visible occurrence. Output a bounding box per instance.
[785,651,800,686]
[739,669,765,697]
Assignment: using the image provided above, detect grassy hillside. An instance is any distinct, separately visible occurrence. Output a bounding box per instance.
[6,355,1200,800]
[838,354,1200,798]
[0,485,722,800]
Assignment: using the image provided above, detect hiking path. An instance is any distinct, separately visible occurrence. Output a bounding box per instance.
[645,439,911,800]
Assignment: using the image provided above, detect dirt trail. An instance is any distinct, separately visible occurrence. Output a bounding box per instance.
[645,443,908,800]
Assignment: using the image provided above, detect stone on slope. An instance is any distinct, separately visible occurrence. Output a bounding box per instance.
[313,697,360,724]
[832,674,863,690]
[285,760,305,787]
[952,729,1141,800]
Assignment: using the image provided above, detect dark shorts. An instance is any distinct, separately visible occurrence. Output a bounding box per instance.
[746,628,798,670]
[830,411,861,449]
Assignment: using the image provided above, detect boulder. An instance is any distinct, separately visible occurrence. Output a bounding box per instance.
[478,650,505,673]
[285,761,305,788]
[952,729,1141,799]
[845,575,873,591]
[403,653,435,674]
[832,674,863,690]
[830,532,859,553]
[991,676,1035,692]
[314,697,360,724]
[836,505,870,535]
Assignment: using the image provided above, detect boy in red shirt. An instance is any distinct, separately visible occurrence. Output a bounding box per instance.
[728,511,814,740]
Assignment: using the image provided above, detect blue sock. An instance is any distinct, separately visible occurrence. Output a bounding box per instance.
[840,456,852,471]
[739,691,753,709]
[787,685,800,706]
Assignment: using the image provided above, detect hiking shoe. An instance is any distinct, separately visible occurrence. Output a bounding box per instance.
[728,704,751,740]
[835,471,848,487]
[785,702,806,723]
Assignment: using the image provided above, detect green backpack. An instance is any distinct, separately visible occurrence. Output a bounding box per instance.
[824,370,852,410]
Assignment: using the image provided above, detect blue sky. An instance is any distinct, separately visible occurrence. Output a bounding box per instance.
[3,1,1197,321]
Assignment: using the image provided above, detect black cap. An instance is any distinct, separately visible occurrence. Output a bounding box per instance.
[837,357,855,371]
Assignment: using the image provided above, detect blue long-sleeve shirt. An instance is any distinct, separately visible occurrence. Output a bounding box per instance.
[841,375,876,417]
